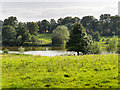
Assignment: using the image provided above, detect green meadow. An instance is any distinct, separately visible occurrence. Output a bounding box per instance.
[38,34,52,45]
[2,54,118,88]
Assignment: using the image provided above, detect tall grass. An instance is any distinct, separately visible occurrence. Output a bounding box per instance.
[2,54,118,88]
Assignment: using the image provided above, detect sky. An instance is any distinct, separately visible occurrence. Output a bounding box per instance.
[0,0,119,22]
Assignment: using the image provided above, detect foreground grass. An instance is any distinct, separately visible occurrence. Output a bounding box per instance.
[2,54,118,88]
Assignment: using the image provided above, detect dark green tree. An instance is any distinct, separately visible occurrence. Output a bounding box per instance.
[40,20,50,33]
[99,14,111,36]
[0,20,3,46]
[81,16,99,33]
[110,16,120,35]
[3,16,18,28]
[27,22,39,35]
[2,25,17,45]
[0,20,3,32]
[92,31,101,41]
[17,22,31,45]
[66,23,93,55]
[49,19,57,33]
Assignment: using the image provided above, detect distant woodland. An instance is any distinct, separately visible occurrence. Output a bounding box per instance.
[0,14,120,46]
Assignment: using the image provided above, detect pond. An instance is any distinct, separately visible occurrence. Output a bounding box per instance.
[1,46,109,56]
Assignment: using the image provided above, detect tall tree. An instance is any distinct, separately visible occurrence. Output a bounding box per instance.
[3,16,18,28]
[27,22,39,36]
[49,19,57,33]
[66,23,92,55]
[17,22,30,45]
[110,16,120,35]
[40,20,50,33]
[81,16,99,33]
[99,14,111,36]
[100,14,111,23]
[2,25,17,45]
[0,20,3,32]
[52,25,69,45]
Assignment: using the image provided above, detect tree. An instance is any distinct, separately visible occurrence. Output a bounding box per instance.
[100,14,111,23]
[52,25,69,45]
[0,20,3,32]
[40,20,50,33]
[57,18,63,25]
[17,22,31,45]
[49,19,57,33]
[92,31,101,41]
[99,14,111,36]
[0,20,3,45]
[27,22,39,36]
[81,16,99,33]
[3,16,18,28]
[106,36,117,53]
[2,25,17,45]
[90,42,101,54]
[66,23,93,55]
[110,16,120,35]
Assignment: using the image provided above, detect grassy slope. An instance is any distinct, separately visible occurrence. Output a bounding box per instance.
[38,33,52,45]
[2,54,118,88]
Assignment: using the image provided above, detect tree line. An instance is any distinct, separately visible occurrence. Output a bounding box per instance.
[37,14,120,36]
[1,14,120,46]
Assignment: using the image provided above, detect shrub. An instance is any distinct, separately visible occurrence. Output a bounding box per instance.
[102,37,105,42]
[18,47,25,53]
[105,39,110,44]
[89,42,101,54]
[52,25,69,45]
[3,48,9,54]
[106,36,117,53]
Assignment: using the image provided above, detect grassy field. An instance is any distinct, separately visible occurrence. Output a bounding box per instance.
[38,34,52,45]
[2,54,118,88]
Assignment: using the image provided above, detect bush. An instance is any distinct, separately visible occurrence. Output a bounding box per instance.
[92,31,101,41]
[3,48,9,54]
[102,37,105,42]
[106,36,117,53]
[18,47,25,53]
[105,39,110,44]
[89,42,101,54]
[52,25,69,45]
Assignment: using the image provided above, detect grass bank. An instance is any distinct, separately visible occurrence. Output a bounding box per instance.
[38,33,52,45]
[2,54,118,88]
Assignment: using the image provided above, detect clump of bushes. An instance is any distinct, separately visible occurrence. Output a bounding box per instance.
[18,47,25,53]
[102,37,105,42]
[3,48,9,54]
[105,39,110,44]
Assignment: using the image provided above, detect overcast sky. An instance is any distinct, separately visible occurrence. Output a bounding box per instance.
[0,0,119,22]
